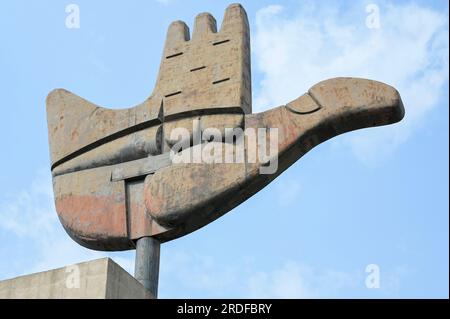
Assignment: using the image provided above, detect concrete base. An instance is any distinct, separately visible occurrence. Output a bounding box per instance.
[0,258,153,299]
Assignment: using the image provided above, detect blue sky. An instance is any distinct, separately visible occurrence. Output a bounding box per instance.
[0,0,448,298]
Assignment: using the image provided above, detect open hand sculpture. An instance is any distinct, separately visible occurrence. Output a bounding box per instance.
[46,3,404,252]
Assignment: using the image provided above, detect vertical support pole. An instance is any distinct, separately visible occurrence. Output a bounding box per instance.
[134,237,160,298]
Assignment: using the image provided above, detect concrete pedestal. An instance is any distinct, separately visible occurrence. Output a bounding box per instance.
[0,258,153,299]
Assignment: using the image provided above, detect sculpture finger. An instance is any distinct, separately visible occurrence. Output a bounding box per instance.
[192,12,217,40]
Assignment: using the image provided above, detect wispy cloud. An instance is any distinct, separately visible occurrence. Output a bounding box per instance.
[247,262,316,298]
[160,250,412,298]
[160,248,414,298]
[247,262,359,298]
[0,170,411,297]
[0,169,134,279]
[253,1,449,164]
[0,169,55,239]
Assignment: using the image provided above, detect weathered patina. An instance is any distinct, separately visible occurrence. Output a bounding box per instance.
[46,3,404,251]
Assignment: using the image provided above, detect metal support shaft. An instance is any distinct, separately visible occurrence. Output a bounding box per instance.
[134,237,160,298]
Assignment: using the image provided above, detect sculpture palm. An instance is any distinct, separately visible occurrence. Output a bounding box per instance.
[46,4,404,251]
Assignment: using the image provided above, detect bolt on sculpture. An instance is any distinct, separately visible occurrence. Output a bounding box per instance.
[46,3,404,298]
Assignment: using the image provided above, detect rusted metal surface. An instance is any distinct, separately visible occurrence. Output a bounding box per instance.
[46,4,405,251]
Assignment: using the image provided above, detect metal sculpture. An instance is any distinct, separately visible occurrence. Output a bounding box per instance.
[46,3,404,297]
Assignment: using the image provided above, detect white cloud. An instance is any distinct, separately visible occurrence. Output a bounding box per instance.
[0,169,134,279]
[247,262,360,298]
[247,262,315,298]
[253,1,449,164]
[0,169,55,239]
[0,169,410,297]
[380,265,413,296]
[160,251,364,298]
